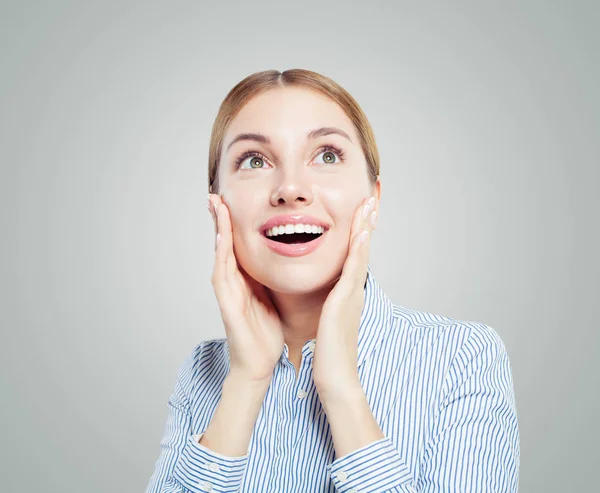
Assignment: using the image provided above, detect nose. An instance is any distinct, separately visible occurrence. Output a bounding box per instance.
[270,168,314,207]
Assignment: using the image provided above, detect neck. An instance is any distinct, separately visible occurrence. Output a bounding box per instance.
[267,278,337,352]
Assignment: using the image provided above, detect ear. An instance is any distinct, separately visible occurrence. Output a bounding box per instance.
[373,175,381,202]
[372,176,381,230]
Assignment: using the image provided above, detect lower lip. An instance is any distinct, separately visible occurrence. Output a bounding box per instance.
[263,232,327,257]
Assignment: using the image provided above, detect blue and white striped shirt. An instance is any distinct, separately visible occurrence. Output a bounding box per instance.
[146,267,520,492]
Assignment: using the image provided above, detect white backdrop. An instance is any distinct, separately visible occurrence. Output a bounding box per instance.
[1,1,598,491]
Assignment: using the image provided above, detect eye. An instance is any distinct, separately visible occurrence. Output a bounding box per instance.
[237,152,271,170]
[313,145,345,165]
[235,145,345,170]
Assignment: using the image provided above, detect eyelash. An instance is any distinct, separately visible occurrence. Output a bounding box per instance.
[234,145,345,169]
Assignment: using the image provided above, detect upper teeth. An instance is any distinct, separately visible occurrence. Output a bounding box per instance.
[266,224,325,237]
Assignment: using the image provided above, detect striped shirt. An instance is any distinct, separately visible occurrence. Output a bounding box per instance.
[146,267,520,492]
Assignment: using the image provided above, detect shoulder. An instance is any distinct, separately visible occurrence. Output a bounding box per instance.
[386,304,514,403]
[176,338,229,396]
[389,303,510,367]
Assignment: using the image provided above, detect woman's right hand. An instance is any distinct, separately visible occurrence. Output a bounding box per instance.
[207,193,285,385]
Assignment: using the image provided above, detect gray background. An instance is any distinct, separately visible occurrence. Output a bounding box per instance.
[1,1,598,492]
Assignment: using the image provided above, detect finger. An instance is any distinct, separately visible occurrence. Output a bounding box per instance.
[342,225,370,290]
[350,196,371,244]
[207,194,215,234]
[207,193,213,218]
[210,198,233,307]
[208,193,220,237]
[209,193,226,249]
[214,201,237,279]
[338,197,374,293]
[358,198,377,273]
[342,196,369,274]
[359,195,377,245]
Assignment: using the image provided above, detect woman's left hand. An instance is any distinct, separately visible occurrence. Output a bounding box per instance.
[312,195,378,397]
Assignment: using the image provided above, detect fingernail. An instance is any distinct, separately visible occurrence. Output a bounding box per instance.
[362,203,370,219]
[368,196,376,208]
[370,210,377,228]
[359,230,369,244]
[214,203,219,214]
[216,233,221,247]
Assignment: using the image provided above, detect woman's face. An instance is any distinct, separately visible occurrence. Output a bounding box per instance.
[217,86,379,294]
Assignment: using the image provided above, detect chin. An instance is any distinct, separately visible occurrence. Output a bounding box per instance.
[241,257,343,295]
[232,228,349,295]
[270,265,341,294]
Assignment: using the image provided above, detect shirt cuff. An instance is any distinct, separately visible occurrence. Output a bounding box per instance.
[327,436,415,493]
[171,433,248,493]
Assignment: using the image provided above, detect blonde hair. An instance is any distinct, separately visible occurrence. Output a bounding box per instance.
[208,69,380,193]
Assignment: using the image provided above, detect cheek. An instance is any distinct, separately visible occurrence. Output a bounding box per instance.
[315,181,368,228]
[220,187,261,234]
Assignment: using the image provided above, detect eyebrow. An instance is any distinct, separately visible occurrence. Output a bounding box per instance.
[225,126,353,152]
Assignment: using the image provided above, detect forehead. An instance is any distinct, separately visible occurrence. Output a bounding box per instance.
[223,87,358,145]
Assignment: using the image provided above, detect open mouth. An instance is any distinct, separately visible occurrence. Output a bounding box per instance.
[261,224,328,256]
[265,231,324,244]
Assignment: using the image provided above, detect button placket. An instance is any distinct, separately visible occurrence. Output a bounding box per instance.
[294,350,312,409]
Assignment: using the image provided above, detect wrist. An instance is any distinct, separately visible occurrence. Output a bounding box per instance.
[316,378,365,409]
[225,370,272,394]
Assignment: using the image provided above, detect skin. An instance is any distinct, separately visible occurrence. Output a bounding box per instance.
[209,87,381,371]
[203,86,387,460]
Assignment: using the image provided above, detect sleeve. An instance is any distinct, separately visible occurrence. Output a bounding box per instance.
[327,436,416,492]
[145,344,249,493]
[325,325,520,493]
[418,325,520,492]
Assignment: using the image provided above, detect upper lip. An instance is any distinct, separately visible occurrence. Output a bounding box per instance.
[260,215,330,235]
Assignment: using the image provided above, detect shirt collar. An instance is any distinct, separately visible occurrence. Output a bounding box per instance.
[356,265,394,368]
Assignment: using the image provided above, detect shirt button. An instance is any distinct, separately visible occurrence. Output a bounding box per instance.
[208,462,220,472]
[200,482,213,491]
[336,470,348,481]
[349,489,359,493]
[308,341,316,352]
[297,388,307,399]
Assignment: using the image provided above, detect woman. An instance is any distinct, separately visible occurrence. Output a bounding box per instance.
[146,69,520,492]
